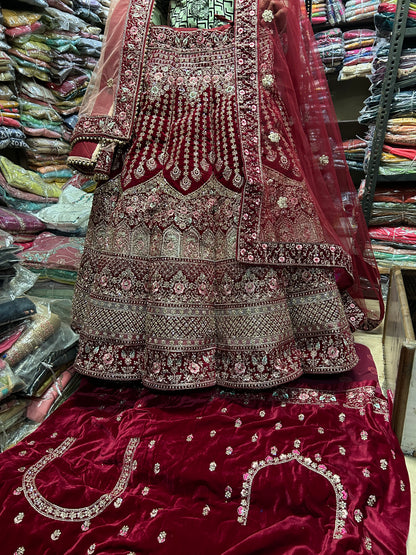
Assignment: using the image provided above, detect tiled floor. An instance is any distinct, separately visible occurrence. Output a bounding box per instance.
[354,328,415,553]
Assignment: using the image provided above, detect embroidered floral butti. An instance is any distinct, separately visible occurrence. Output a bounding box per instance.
[0,345,410,554]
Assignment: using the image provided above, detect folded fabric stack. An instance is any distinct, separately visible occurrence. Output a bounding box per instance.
[344,0,381,23]
[338,28,376,80]
[17,231,85,285]
[385,117,416,146]
[364,187,416,225]
[379,143,416,176]
[0,14,27,152]
[326,0,346,25]
[0,298,80,451]
[360,90,416,125]
[372,45,416,90]
[312,0,328,25]
[0,295,36,449]
[0,155,61,212]
[0,206,45,246]
[369,225,416,267]
[375,0,416,33]
[314,28,345,72]
[343,138,367,171]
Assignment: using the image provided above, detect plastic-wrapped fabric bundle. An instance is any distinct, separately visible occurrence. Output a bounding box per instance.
[35,185,93,235]
[314,28,345,73]
[311,0,328,24]
[0,155,63,199]
[372,47,416,89]
[17,231,84,284]
[375,0,416,32]
[338,28,376,80]
[360,91,416,125]
[345,0,381,23]
[326,0,346,25]
[371,243,416,267]
[343,138,367,171]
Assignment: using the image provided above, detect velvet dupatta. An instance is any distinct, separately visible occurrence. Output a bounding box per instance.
[68,0,384,332]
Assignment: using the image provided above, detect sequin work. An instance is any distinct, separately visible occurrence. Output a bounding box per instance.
[72,23,358,388]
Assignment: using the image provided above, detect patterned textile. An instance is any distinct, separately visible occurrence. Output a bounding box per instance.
[18,232,85,271]
[0,345,410,554]
[72,25,358,389]
[168,0,235,28]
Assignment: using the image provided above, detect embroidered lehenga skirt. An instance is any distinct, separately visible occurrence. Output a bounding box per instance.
[72,24,358,389]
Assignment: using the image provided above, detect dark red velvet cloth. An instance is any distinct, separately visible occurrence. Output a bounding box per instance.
[0,344,410,554]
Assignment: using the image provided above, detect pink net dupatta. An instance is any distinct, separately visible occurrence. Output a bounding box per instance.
[246,0,384,330]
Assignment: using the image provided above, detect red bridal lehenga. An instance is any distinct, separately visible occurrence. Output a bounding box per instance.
[70,12,373,389]
[0,3,410,555]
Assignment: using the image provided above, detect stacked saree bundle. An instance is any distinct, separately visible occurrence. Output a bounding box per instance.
[344,0,380,23]
[369,225,416,267]
[343,138,367,171]
[326,0,346,25]
[372,45,416,90]
[379,143,416,176]
[360,186,416,225]
[338,28,376,79]
[0,298,80,451]
[311,0,328,25]
[17,231,85,285]
[0,155,61,212]
[375,0,416,32]
[314,28,345,72]
[0,295,37,450]
[359,90,416,125]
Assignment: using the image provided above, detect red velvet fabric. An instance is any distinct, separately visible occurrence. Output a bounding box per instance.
[0,344,410,554]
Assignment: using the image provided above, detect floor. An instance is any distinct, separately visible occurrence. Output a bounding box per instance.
[354,327,415,553]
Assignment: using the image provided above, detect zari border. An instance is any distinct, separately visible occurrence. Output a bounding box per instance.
[22,437,140,521]
[238,451,348,539]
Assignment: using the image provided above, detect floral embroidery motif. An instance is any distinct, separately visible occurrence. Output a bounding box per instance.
[22,437,140,521]
[87,544,96,554]
[51,530,61,541]
[14,548,25,555]
[209,462,217,471]
[400,480,406,492]
[319,154,329,166]
[362,468,371,478]
[202,505,210,516]
[157,531,167,544]
[268,131,281,143]
[186,435,194,442]
[225,486,232,499]
[119,525,129,536]
[14,513,24,524]
[114,497,123,508]
[142,487,149,496]
[367,495,376,507]
[364,537,372,551]
[354,509,363,522]
[380,459,388,470]
[226,446,233,455]
[360,431,368,440]
[262,74,274,88]
[238,452,348,538]
[262,9,274,22]
[81,520,91,531]
[154,463,160,474]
